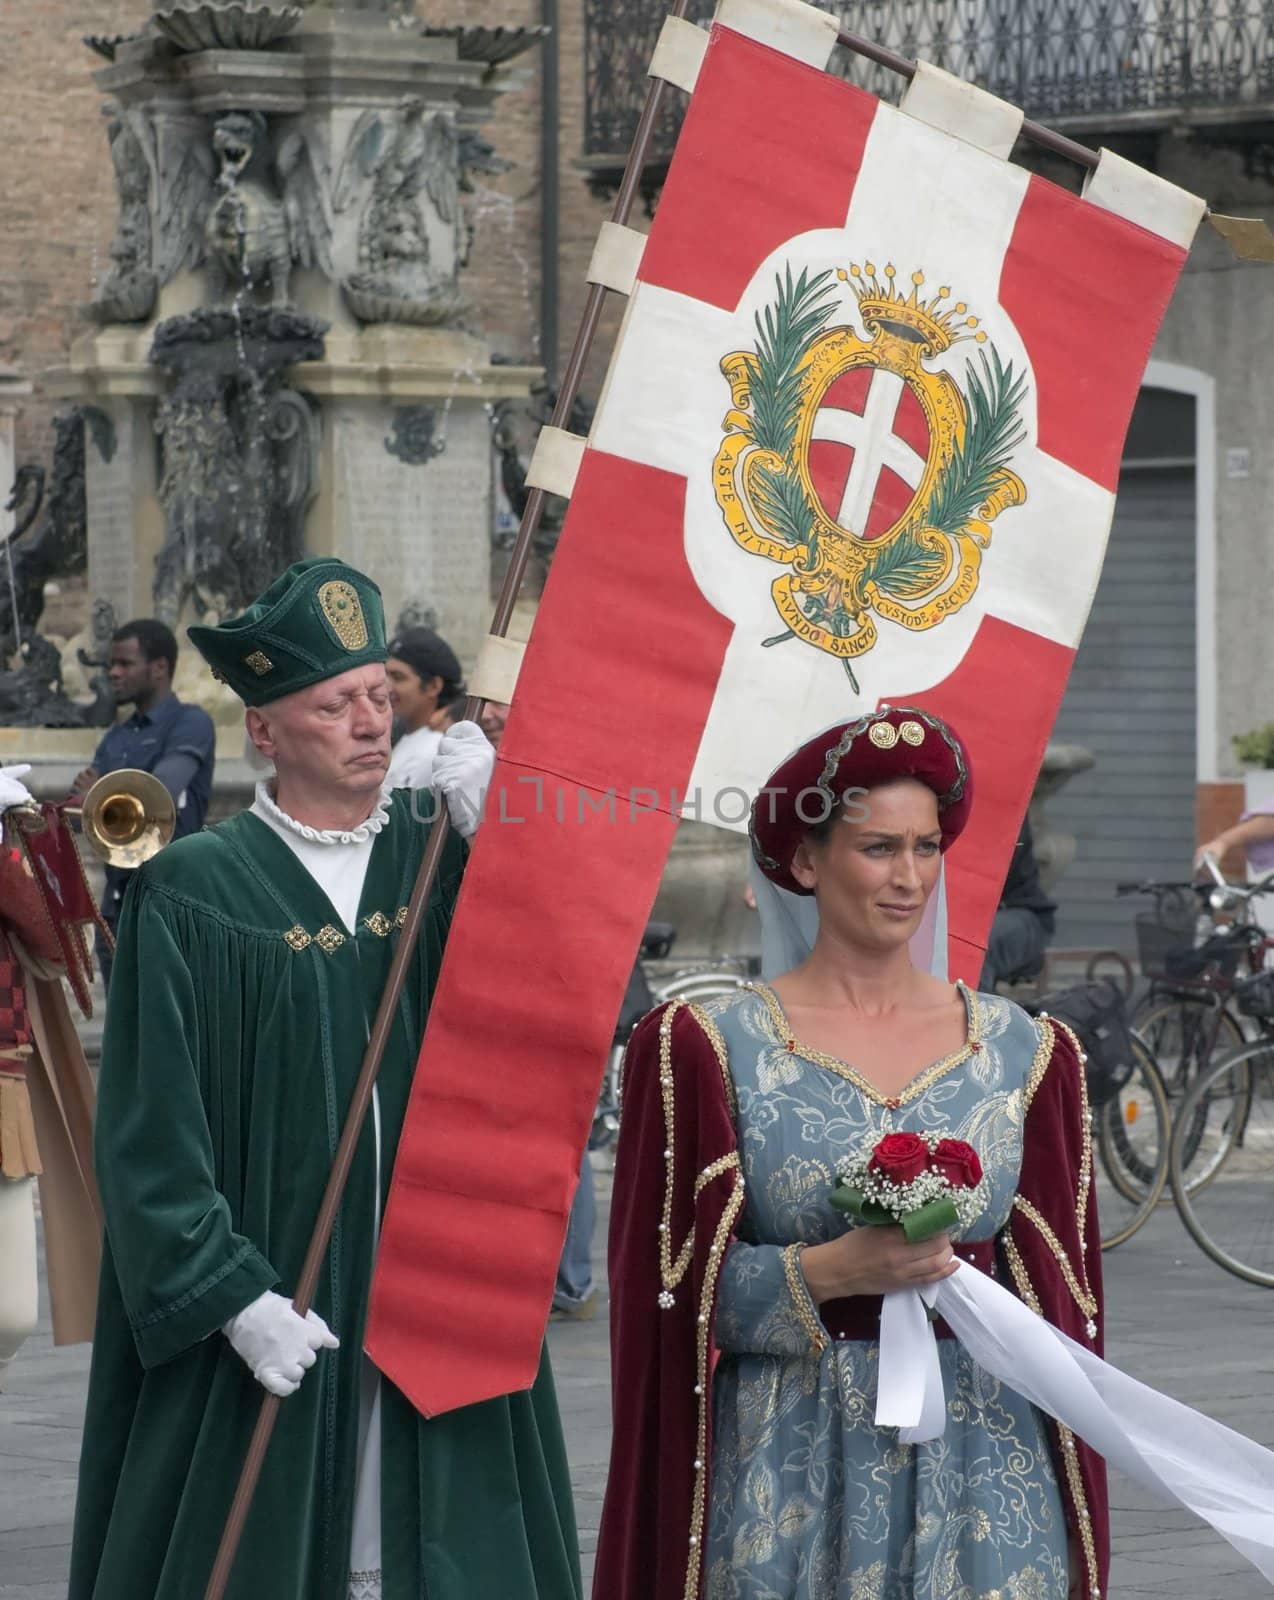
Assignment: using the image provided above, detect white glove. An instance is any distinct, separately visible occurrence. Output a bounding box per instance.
[433,719,494,839]
[222,1290,339,1398]
[0,764,34,817]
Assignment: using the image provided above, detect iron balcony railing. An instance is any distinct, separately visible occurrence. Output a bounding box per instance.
[584,0,1274,168]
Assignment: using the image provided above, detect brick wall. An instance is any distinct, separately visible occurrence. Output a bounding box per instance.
[1,1,144,464]
[1196,781,1246,875]
[1,0,620,467]
[455,0,626,409]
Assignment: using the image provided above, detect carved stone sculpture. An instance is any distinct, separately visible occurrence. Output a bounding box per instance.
[150,307,325,625]
[0,411,88,656]
[202,111,331,307]
[151,2,304,54]
[335,99,505,326]
[0,593,112,733]
[68,596,120,726]
[89,106,158,325]
[395,599,440,633]
[490,384,594,560]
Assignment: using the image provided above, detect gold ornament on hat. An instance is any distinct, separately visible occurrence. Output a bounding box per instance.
[869,722,899,749]
[899,720,926,747]
[244,650,274,676]
[319,580,369,651]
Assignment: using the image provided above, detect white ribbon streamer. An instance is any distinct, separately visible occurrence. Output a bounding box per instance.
[875,1264,1274,1583]
[876,1289,947,1440]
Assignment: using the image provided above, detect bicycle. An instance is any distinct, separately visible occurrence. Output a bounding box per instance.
[1139,877,1274,1184]
[1106,873,1274,1192]
[1019,978,1170,1249]
[1091,1030,1172,1249]
[1169,968,1274,1286]
[591,930,752,1151]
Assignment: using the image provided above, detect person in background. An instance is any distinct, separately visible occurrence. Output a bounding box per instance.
[71,619,216,991]
[980,813,1057,992]
[0,764,101,1390]
[431,694,468,734]
[479,700,510,751]
[1195,811,1274,878]
[384,627,465,791]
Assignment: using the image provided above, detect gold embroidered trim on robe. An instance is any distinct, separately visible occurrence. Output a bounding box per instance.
[749,980,980,1107]
[782,1243,829,1357]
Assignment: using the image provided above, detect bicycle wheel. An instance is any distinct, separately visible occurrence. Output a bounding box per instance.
[1093,1036,1170,1248]
[1133,994,1247,1189]
[1084,949,1136,1001]
[600,971,748,1140]
[650,968,749,1007]
[590,1039,626,1151]
[1170,1040,1274,1287]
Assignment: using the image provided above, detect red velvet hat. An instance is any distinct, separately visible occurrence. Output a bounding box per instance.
[749,705,973,895]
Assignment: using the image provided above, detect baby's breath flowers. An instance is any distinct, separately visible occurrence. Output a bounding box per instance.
[830,1130,986,1242]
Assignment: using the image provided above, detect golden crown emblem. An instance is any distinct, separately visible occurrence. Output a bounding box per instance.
[841,262,988,355]
[713,260,1030,694]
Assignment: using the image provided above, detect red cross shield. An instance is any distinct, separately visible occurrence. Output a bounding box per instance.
[806,365,932,540]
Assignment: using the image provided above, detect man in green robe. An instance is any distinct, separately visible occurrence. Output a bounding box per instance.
[68,558,582,1600]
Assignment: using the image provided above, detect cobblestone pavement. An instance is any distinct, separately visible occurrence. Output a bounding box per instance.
[2,1165,1272,1598]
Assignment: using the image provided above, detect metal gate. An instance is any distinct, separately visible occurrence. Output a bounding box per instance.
[1045,389,1197,951]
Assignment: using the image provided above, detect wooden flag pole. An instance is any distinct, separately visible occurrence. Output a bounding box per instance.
[200,7,694,1596]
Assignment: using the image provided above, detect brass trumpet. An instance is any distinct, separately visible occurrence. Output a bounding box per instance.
[74,769,176,868]
[9,769,177,869]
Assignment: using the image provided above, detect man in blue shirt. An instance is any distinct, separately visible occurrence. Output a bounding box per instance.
[71,619,216,989]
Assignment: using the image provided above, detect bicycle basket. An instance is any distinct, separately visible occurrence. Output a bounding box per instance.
[1236,970,1274,1023]
[1134,908,1199,979]
[1024,979,1138,1108]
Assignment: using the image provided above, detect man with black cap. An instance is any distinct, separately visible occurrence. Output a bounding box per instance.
[384,625,465,791]
[68,558,582,1600]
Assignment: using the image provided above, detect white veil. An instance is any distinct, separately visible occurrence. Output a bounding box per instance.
[747,838,951,983]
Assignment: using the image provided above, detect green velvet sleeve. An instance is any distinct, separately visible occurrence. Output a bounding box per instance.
[94,881,279,1369]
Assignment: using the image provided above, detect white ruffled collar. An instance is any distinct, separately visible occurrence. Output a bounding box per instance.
[254,780,392,846]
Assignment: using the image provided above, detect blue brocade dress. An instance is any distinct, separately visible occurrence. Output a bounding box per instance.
[702,982,1069,1600]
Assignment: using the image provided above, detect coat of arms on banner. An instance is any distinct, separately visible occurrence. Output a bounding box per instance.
[713,262,1029,691]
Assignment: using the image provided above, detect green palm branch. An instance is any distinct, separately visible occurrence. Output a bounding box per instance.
[742,265,839,551]
[866,526,948,595]
[926,346,1028,538]
[751,465,818,550]
[750,265,839,458]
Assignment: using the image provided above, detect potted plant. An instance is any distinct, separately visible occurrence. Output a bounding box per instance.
[1233,725,1274,812]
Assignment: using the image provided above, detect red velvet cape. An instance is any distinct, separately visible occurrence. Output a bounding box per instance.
[594,999,1109,1600]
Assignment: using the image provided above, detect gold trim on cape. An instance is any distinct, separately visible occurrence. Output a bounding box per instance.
[653,1000,748,1600]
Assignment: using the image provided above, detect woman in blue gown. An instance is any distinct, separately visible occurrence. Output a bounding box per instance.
[594,705,1108,1600]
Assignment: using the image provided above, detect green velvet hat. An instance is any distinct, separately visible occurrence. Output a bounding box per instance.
[188,557,388,707]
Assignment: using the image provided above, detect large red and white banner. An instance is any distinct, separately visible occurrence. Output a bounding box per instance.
[370,4,1203,1414]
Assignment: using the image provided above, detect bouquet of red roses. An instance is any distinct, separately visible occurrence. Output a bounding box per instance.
[830,1130,985,1243]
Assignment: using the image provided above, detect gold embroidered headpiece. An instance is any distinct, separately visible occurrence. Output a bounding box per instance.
[187,556,387,707]
[749,704,974,895]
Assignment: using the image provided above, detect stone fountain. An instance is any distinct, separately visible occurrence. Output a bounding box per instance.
[21,0,542,737]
